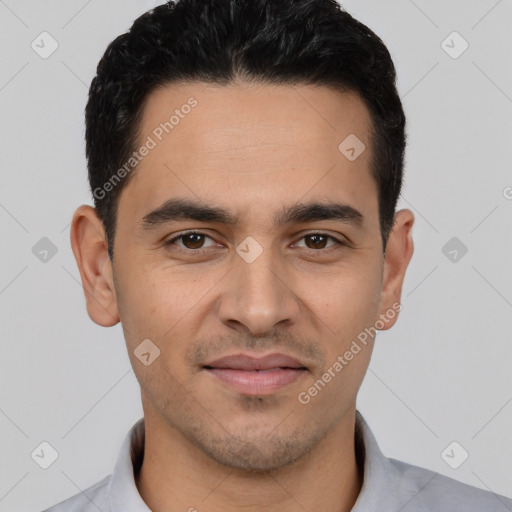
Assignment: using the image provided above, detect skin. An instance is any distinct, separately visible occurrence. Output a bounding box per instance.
[70,81,414,512]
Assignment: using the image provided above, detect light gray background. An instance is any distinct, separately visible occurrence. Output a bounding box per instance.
[1,1,511,511]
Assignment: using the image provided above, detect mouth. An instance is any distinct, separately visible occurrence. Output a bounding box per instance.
[203,353,308,395]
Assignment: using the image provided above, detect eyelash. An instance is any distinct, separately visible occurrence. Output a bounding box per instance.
[164,231,347,255]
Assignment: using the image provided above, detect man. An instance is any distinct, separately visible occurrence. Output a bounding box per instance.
[44,0,512,510]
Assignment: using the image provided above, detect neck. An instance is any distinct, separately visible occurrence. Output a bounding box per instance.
[135,408,363,512]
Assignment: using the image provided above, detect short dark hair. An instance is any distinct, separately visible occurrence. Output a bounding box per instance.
[85,0,406,261]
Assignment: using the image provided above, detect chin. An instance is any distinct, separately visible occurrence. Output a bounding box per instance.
[189,423,327,473]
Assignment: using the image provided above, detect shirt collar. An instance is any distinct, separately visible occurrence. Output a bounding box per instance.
[351,409,400,510]
[108,417,150,512]
[108,410,400,512]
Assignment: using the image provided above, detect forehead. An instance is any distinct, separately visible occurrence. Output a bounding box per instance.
[139,81,372,162]
[117,81,377,228]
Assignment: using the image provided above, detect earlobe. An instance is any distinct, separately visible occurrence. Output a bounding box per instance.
[378,208,414,330]
[70,205,120,327]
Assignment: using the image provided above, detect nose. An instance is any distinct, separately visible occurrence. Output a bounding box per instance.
[216,245,301,336]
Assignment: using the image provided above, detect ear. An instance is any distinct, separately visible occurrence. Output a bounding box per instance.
[70,205,120,327]
[378,208,414,330]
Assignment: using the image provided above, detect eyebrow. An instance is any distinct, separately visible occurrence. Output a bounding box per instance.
[139,197,364,230]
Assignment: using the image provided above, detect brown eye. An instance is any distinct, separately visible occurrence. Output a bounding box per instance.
[304,234,330,249]
[291,233,346,254]
[180,233,206,249]
[165,232,217,252]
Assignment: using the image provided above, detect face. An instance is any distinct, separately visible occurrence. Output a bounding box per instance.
[72,81,413,472]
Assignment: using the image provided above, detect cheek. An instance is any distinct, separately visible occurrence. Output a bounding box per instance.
[305,263,381,383]
[300,274,380,408]
[311,263,382,328]
[115,264,217,348]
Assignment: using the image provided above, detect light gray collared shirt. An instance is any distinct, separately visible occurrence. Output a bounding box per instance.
[43,410,512,511]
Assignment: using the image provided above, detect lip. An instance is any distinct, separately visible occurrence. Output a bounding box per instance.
[203,353,308,396]
[204,352,306,371]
